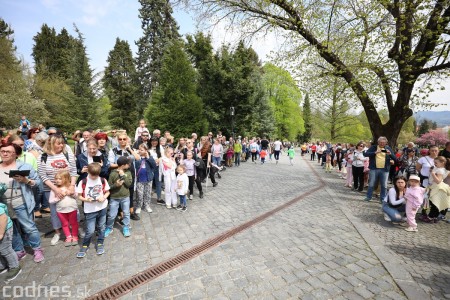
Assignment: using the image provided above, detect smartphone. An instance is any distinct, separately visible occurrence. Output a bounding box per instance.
[7,170,30,178]
[93,156,102,163]
[381,149,387,153]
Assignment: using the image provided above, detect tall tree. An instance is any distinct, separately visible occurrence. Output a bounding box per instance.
[301,93,311,142]
[192,0,450,147]
[135,0,180,116]
[0,19,49,127]
[103,38,139,133]
[145,40,208,136]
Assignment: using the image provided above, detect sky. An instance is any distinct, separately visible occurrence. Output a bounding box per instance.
[1,0,449,112]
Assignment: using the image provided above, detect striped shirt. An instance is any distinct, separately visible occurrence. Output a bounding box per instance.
[38,151,77,192]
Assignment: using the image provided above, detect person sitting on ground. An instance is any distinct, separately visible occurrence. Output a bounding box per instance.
[382,176,407,223]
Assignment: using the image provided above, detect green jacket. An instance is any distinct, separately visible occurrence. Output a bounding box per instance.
[108,169,132,199]
[287,148,295,158]
[233,143,242,153]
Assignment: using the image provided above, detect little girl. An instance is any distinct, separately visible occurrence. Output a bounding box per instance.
[403,175,426,232]
[175,165,189,212]
[134,143,157,215]
[427,156,450,222]
[325,152,332,173]
[49,170,79,246]
[181,151,203,199]
[160,147,177,209]
[226,146,234,167]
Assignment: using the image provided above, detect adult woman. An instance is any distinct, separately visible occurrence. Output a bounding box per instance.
[0,142,44,262]
[199,136,218,187]
[149,136,164,205]
[38,135,77,245]
[182,138,204,198]
[28,131,48,159]
[76,138,110,182]
[399,148,418,179]
[94,132,111,169]
[352,142,366,192]
[382,176,407,223]
[416,145,439,222]
[24,128,40,152]
[211,138,223,167]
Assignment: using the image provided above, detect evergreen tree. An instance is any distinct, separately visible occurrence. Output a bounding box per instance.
[145,40,207,136]
[301,93,311,142]
[103,38,139,133]
[417,119,432,136]
[135,0,180,116]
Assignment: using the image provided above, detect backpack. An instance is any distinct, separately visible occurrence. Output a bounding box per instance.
[80,177,107,198]
[41,152,69,164]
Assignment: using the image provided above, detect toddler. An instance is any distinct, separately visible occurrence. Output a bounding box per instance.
[260,149,267,164]
[0,200,21,282]
[404,175,426,232]
[175,165,189,212]
[49,170,79,247]
[325,152,332,173]
[287,147,295,166]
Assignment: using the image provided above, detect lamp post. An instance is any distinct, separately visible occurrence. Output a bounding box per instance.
[230,106,235,140]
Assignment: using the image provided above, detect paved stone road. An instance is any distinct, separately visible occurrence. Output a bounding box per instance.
[6,150,449,299]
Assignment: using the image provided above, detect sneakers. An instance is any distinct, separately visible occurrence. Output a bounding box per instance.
[181,206,187,212]
[363,198,372,202]
[156,199,165,206]
[405,227,418,232]
[171,205,177,209]
[122,227,130,237]
[96,244,105,255]
[213,182,218,187]
[166,205,172,209]
[383,213,391,221]
[4,267,21,283]
[50,233,60,246]
[72,238,79,246]
[176,205,183,210]
[199,191,204,199]
[104,228,113,238]
[33,248,44,263]
[76,246,88,258]
[64,237,72,247]
[145,206,153,213]
[189,194,193,200]
[135,207,141,215]
[130,213,140,221]
[16,250,26,261]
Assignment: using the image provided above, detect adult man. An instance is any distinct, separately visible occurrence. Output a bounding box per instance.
[273,138,283,164]
[75,131,92,156]
[133,131,150,149]
[363,137,397,202]
[260,137,269,150]
[107,130,119,150]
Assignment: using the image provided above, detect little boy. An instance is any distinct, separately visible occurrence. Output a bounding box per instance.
[260,149,267,164]
[105,156,133,238]
[76,163,110,258]
[287,146,295,166]
[0,201,21,282]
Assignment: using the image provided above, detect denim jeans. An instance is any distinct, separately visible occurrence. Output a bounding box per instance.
[106,197,130,230]
[382,201,405,222]
[33,181,48,211]
[12,204,41,251]
[179,195,187,207]
[153,174,162,199]
[366,169,389,200]
[44,191,62,229]
[234,153,241,166]
[212,156,221,166]
[82,208,107,247]
[0,227,19,269]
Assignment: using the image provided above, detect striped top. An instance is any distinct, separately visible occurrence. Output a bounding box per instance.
[38,151,77,192]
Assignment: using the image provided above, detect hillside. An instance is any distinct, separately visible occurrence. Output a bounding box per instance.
[414,111,450,127]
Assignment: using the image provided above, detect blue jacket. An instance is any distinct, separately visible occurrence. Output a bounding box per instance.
[363,145,397,171]
[76,151,110,182]
[134,156,157,183]
[11,161,41,215]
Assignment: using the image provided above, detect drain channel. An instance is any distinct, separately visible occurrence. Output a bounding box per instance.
[87,169,323,299]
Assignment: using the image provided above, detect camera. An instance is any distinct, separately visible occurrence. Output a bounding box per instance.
[119,175,125,181]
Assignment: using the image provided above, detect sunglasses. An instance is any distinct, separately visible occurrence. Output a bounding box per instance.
[142,135,149,137]
[118,138,127,141]
[111,131,117,134]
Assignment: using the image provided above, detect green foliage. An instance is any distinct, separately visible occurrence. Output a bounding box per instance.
[135,0,180,116]
[417,119,435,136]
[261,63,303,141]
[103,38,139,133]
[145,40,207,137]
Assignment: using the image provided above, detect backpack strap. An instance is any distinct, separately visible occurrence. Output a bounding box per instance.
[41,153,48,164]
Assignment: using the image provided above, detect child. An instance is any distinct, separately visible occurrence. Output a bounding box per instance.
[134,119,148,143]
[160,147,177,209]
[76,163,110,258]
[287,146,295,166]
[226,146,234,167]
[427,156,450,222]
[404,175,426,232]
[134,144,157,216]
[325,151,332,173]
[181,150,203,199]
[0,200,21,282]
[105,156,133,238]
[49,170,79,247]
[175,165,189,212]
[260,148,267,164]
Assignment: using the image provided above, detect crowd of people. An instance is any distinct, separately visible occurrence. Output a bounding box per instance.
[0,117,295,282]
[304,138,450,232]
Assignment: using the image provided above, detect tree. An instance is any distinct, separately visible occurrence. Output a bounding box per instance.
[300,93,311,142]
[145,40,208,136]
[135,0,180,116]
[190,0,450,147]
[0,19,49,127]
[416,130,449,147]
[417,119,433,136]
[104,38,139,133]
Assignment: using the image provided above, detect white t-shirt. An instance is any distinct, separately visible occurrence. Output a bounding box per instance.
[418,156,435,187]
[431,167,449,185]
[76,177,110,213]
[273,141,282,151]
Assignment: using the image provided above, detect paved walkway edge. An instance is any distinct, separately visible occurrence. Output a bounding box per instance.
[323,186,430,300]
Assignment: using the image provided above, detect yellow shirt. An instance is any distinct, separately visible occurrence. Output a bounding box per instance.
[375,146,386,169]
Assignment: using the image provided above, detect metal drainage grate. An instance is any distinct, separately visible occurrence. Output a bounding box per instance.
[87,168,324,299]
